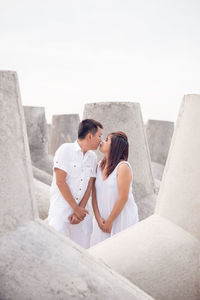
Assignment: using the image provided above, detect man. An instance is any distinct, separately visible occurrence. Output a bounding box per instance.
[48,119,103,248]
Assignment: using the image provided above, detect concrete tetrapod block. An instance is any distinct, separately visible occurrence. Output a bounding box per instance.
[0,71,153,300]
[0,221,154,300]
[88,214,200,300]
[156,95,200,240]
[33,165,52,185]
[50,114,80,155]
[33,178,50,220]
[0,71,38,234]
[23,106,53,175]
[146,120,174,165]
[83,102,156,219]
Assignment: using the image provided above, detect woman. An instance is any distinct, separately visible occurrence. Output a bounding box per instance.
[90,131,139,246]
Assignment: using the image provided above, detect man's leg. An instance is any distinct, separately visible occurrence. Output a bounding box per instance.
[69,214,92,249]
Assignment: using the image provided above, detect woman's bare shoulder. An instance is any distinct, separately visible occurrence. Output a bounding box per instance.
[117,162,132,175]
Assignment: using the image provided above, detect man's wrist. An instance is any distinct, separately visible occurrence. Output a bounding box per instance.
[79,201,84,208]
[71,203,78,210]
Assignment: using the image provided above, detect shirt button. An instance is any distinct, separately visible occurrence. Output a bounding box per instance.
[74,165,76,167]
[81,179,83,181]
[76,197,78,200]
[79,188,81,191]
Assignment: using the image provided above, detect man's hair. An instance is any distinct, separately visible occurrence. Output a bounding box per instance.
[78,119,103,139]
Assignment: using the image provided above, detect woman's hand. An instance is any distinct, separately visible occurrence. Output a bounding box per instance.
[97,216,105,231]
[102,220,112,233]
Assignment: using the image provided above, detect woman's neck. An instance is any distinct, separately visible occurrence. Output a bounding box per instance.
[101,157,108,170]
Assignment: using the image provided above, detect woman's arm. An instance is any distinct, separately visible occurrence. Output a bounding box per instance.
[91,180,105,229]
[79,177,94,208]
[102,163,132,233]
[91,180,100,220]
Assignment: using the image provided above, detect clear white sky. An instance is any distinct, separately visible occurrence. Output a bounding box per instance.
[1,0,200,123]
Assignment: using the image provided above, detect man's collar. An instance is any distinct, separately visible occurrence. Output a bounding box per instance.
[74,140,89,156]
[74,140,82,152]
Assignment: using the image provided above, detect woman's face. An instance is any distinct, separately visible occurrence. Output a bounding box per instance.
[99,134,112,154]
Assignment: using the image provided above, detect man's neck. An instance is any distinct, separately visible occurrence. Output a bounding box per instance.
[77,139,88,154]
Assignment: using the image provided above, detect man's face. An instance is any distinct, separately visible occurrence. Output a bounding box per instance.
[90,127,102,150]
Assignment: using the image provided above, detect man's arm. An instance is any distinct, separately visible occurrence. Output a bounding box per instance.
[79,177,94,208]
[69,177,94,224]
[55,168,88,220]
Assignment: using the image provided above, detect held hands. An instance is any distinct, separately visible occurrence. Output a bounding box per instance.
[102,220,112,233]
[68,213,80,224]
[97,216,105,231]
[69,205,88,224]
[74,205,88,220]
[97,216,112,233]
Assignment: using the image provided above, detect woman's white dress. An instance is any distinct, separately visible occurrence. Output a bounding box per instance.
[90,161,139,246]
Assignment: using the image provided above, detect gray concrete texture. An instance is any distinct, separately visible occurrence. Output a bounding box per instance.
[0,71,38,235]
[33,165,52,185]
[151,161,165,181]
[33,178,50,220]
[156,94,200,240]
[146,120,174,165]
[47,123,51,154]
[89,214,200,300]
[83,102,156,219]
[23,106,53,175]
[0,71,153,300]
[50,114,80,155]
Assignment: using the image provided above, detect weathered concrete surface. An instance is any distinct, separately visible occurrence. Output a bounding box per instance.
[83,102,156,219]
[156,94,200,240]
[0,71,38,235]
[137,194,156,220]
[23,106,53,175]
[33,165,52,186]
[0,221,154,300]
[146,120,174,165]
[33,178,50,220]
[47,123,51,154]
[151,161,165,181]
[154,178,161,194]
[0,71,153,300]
[89,214,200,300]
[50,114,80,155]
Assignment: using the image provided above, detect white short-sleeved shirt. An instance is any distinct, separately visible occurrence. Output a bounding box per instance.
[48,140,97,222]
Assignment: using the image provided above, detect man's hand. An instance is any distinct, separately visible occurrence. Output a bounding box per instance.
[73,205,88,221]
[102,220,112,233]
[68,213,81,224]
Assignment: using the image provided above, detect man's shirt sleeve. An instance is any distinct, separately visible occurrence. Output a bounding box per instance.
[53,144,69,174]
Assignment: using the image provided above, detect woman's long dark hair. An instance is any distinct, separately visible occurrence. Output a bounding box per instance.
[100,131,129,178]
